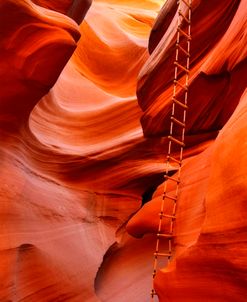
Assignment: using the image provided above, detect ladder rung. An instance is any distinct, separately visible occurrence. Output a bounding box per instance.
[172,97,188,109]
[178,10,191,24]
[152,269,157,278]
[168,135,185,147]
[157,232,173,238]
[159,212,176,219]
[167,155,181,165]
[164,175,180,183]
[163,194,177,201]
[174,61,189,73]
[178,26,192,40]
[174,80,188,90]
[176,43,190,57]
[171,116,186,128]
[180,0,191,8]
[154,252,172,257]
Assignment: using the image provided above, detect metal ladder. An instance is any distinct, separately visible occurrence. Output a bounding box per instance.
[151,0,192,300]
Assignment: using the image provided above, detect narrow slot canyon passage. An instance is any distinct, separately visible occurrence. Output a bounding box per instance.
[0,1,247,301]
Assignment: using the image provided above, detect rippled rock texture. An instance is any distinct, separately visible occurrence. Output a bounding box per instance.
[127,0,247,301]
[1,0,247,301]
[0,0,164,301]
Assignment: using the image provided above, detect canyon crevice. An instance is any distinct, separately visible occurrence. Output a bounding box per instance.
[0,0,247,301]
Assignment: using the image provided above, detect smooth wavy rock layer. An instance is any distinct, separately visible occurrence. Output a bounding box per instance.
[1,0,246,301]
[0,0,176,301]
[127,0,247,301]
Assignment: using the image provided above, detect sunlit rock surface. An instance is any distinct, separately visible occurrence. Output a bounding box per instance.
[1,0,247,301]
[127,0,247,301]
[0,0,167,301]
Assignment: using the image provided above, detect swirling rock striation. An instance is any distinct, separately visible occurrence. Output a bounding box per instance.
[0,0,170,301]
[0,0,80,132]
[127,0,247,301]
[1,0,247,301]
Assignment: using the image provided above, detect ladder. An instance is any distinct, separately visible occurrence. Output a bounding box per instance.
[151,0,192,300]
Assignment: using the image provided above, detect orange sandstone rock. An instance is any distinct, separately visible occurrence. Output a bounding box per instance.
[0,0,170,301]
[127,0,247,301]
[1,0,247,301]
[32,0,92,24]
[0,0,80,132]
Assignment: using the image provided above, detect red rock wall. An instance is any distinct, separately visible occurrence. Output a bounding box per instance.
[1,0,247,301]
[0,0,166,301]
[127,0,247,301]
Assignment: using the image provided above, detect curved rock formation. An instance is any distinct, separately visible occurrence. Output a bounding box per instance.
[1,0,247,301]
[0,0,81,132]
[127,0,247,301]
[0,0,167,301]
[32,0,92,24]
